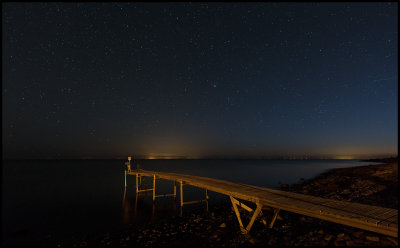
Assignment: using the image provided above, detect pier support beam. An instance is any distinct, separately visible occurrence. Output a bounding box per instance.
[179,180,209,207]
[136,174,177,201]
[246,203,262,232]
[136,174,139,193]
[205,189,209,211]
[180,180,183,207]
[269,209,280,228]
[174,181,177,200]
[153,174,156,201]
[230,196,263,234]
[124,170,127,188]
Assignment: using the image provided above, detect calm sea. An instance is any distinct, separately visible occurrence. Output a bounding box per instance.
[2,159,380,245]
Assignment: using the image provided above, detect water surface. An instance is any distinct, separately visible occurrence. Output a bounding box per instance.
[2,159,379,245]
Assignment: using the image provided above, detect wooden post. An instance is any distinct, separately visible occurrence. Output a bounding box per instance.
[206,189,209,211]
[205,188,209,211]
[124,170,127,188]
[269,209,280,228]
[174,181,177,200]
[230,196,263,234]
[136,174,138,193]
[180,180,183,207]
[153,174,156,202]
[230,195,245,232]
[245,203,263,232]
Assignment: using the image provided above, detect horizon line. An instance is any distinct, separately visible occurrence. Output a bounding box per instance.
[3,155,398,160]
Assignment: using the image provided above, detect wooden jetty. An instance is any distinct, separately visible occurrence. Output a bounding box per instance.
[124,166,398,238]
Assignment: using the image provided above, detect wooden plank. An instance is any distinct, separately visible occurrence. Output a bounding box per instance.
[155,193,176,198]
[137,188,153,192]
[377,213,398,226]
[182,200,207,205]
[379,219,398,228]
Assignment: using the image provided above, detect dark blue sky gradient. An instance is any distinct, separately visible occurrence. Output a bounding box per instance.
[2,3,398,159]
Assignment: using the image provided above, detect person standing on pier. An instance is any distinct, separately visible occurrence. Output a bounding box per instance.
[125,156,131,172]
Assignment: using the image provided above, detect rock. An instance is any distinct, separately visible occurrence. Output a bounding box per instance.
[334,240,345,246]
[326,183,338,191]
[324,234,333,241]
[219,223,226,228]
[379,239,395,246]
[280,184,289,189]
[342,189,350,194]
[366,236,380,242]
[268,238,277,246]
[344,234,351,241]
[337,233,345,239]
[352,231,364,238]
[386,237,398,246]
[193,218,202,223]
[345,240,356,246]
[261,218,267,225]
[317,229,324,235]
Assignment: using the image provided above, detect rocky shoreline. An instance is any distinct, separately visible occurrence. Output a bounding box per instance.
[52,159,398,246]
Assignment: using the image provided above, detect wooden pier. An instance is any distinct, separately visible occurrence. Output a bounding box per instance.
[124,168,398,238]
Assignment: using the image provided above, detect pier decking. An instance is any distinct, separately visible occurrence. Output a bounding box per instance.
[125,169,398,238]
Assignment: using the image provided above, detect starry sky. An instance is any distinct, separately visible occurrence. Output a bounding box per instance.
[2,3,398,159]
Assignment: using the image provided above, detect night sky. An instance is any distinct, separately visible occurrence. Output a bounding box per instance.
[2,3,398,159]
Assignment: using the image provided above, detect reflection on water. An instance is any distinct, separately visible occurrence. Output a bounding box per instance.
[2,159,380,246]
[121,175,211,225]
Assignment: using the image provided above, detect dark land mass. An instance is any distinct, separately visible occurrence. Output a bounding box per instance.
[360,157,398,164]
[22,159,399,246]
